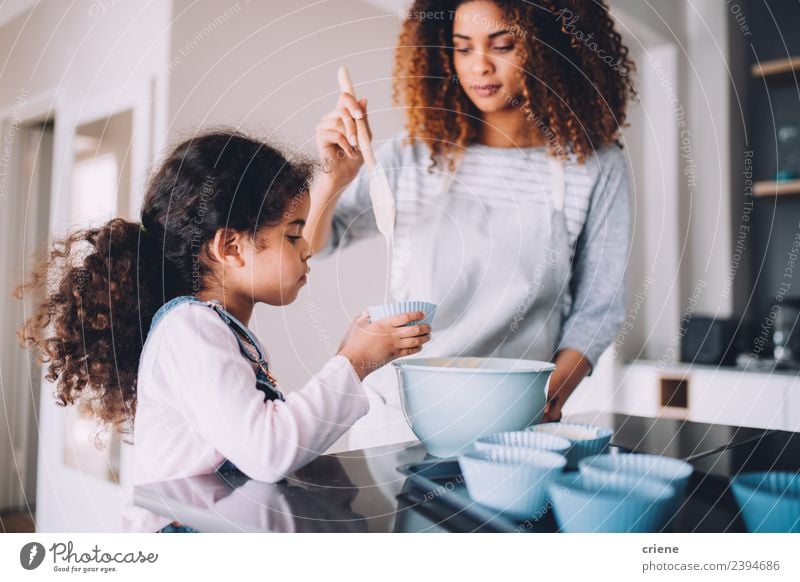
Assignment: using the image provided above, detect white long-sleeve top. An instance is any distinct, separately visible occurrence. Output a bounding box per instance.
[122,301,369,532]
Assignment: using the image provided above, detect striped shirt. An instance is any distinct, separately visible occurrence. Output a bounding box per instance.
[319,132,631,371]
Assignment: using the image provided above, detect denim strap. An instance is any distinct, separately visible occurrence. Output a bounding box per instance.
[148,295,284,402]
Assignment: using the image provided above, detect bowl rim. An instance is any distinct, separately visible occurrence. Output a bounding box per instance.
[549,472,676,502]
[393,356,557,374]
[526,422,614,441]
[578,453,694,479]
[730,471,800,497]
[475,431,573,450]
[367,301,438,313]
[459,447,568,469]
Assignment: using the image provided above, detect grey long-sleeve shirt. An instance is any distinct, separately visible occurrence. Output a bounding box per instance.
[317,133,631,373]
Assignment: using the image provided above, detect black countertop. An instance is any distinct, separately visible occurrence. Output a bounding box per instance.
[134,412,800,532]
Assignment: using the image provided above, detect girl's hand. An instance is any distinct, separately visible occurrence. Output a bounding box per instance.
[338,310,432,380]
[315,92,371,188]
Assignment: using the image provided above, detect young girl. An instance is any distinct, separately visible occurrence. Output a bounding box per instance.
[308,0,635,449]
[16,130,431,532]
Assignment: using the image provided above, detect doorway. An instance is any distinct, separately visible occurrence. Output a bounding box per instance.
[0,117,55,527]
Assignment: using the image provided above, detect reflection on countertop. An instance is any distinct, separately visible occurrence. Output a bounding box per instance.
[135,412,800,533]
[135,440,431,533]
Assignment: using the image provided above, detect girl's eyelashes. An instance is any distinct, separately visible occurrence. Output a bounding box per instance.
[287,235,302,245]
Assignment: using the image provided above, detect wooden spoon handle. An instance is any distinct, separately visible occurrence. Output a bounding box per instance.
[337,66,377,169]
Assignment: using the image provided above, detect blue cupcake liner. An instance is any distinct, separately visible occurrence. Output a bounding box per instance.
[579,453,693,496]
[474,431,572,458]
[730,471,800,533]
[367,301,437,327]
[458,448,567,520]
[526,422,613,469]
[547,473,676,533]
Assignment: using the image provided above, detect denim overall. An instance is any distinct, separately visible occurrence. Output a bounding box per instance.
[149,295,285,533]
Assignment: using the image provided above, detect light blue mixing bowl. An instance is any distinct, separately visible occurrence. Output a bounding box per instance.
[730,471,800,533]
[548,472,677,533]
[394,357,556,458]
[459,448,567,520]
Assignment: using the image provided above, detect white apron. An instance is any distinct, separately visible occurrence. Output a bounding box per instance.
[344,153,572,451]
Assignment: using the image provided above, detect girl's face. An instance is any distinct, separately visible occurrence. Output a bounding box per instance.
[451,1,525,114]
[247,192,312,306]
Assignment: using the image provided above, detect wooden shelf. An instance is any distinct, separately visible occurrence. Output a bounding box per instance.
[751,56,800,79]
[753,179,800,197]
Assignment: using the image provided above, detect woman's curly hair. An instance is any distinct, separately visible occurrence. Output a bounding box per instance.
[394,0,637,169]
[14,129,313,440]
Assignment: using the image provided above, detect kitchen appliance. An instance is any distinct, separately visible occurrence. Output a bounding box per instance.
[776,119,800,181]
[681,316,737,366]
[773,302,800,365]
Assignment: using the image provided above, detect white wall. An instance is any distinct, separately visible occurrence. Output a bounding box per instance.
[165,0,743,428]
[166,0,404,395]
[610,2,683,365]
[683,0,735,318]
[0,0,750,531]
[0,0,171,531]
[608,0,747,417]
[610,0,738,358]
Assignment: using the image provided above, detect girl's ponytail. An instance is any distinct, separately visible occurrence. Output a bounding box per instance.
[15,218,162,437]
[15,128,313,440]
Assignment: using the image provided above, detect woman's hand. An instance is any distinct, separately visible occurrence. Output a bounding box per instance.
[315,92,371,188]
[338,311,432,380]
[542,348,592,422]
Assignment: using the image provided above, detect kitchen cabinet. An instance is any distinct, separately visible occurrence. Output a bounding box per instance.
[786,374,800,432]
[618,360,797,431]
[688,368,787,430]
[614,362,661,418]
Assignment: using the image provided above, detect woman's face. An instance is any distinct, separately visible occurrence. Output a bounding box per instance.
[451,1,525,114]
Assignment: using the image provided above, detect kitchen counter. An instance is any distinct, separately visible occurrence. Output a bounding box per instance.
[134,412,800,532]
[628,358,800,377]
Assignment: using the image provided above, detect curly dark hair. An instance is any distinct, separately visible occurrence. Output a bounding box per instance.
[14,129,313,439]
[394,0,637,169]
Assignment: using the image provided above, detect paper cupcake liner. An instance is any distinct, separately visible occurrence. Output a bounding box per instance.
[579,469,684,517]
[367,301,437,327]
[580,453,693,496]
[526,422,613,469]
[731,471,800,533]
[474,431,572,457]
[459,449,567,520]
[548,473,675,533]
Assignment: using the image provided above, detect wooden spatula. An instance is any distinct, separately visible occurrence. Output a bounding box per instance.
[337,66,397,241]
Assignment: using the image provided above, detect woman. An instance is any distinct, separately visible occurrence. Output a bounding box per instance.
[308,0,635,449]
